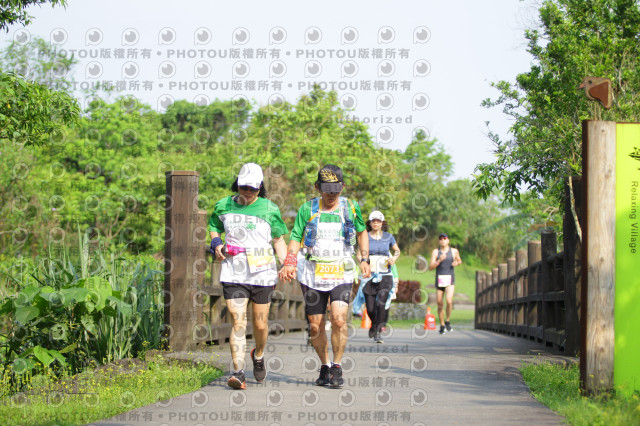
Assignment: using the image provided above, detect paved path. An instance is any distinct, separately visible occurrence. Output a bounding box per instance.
[92,324,570,426]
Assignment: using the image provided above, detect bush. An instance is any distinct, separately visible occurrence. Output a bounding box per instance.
[0,233,164,398]
[395,280,422,303]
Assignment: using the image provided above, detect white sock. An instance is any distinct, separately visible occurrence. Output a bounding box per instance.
[323,363,331,367]
[254,354,263,360]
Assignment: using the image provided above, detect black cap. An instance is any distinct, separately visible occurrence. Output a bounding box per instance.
[439,233,448,239]
[317,164,344,193]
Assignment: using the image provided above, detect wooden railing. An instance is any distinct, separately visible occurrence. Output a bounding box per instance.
[475,178,582,356]
[163,171,305,351]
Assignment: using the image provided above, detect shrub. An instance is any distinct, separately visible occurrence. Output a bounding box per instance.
[395,280,422,303]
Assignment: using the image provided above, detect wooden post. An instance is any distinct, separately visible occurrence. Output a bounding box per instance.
[528,241,541,339]
[491,268,498,327]
[164,171,200,352]
[516,249,527,335]
[541,231,557,344]
[564,176,582,356]
[475,271,481,329]
[507,257,516,333]
[498,263,507,331]
[581,120,616,393]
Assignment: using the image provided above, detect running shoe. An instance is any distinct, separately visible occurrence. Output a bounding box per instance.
[227,370,246,389]
[369,326,375,339]
[375,332,384,344]
[316,365,331,386]
[445,321,452,333]
[250,348,267,382]
[438,325,446,335]
[329,364,344,388]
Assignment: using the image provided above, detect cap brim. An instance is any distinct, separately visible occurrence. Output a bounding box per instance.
[238,180,261,189]
[320,182,343,193]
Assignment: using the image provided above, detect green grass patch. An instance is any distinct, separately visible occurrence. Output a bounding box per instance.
[395,255,479,302]
[387,309,475,329]
[521,361,640,425]
[0,355,222,426]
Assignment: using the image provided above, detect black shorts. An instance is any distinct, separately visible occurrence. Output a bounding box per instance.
[222,282,275,304]
[435,284,455,292]
[301,283,352,316]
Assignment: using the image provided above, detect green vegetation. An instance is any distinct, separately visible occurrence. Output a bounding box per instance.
[0,354,222,426]
[387,310,475,329]
[394,255,481,302]
[475,0,640,213]
[0,233,164,399]
[521,361,640,426]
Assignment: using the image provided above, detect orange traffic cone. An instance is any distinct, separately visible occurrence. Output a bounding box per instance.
[424,307,436,330]
[361,308,372,329]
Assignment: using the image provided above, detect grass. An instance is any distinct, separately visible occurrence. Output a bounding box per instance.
[0,354,222,426]
[395,255,481,302]
[521,361,640,425]
[387,309,475,329]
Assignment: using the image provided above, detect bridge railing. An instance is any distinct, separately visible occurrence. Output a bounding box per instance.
[475,178,582,355]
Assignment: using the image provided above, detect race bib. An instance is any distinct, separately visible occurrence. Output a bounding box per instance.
[370,255,389,274]
[246,249,276,274]
[437,275,452,288]
[315,262,345,283]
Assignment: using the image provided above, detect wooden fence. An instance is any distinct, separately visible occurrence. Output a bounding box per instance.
[475,178,582,356]
[163,171,305,351]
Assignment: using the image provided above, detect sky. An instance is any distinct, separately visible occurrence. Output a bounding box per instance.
[1,0,539,179]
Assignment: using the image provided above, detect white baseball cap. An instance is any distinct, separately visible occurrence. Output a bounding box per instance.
[369,211,385,221]
[237,163,263,189]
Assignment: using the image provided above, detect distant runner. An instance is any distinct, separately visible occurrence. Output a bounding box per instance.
[357,211,400,343]
[429,233,462,334]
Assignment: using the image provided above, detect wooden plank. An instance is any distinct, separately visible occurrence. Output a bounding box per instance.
[564,176,582,356]
[581,120,616,393]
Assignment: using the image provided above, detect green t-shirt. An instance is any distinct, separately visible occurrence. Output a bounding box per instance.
[208,196,288,239]
[207,196,288,286]
[290,197,366,243]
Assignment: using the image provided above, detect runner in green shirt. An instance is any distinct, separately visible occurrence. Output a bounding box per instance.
[279,164,371,388]
[208,163,288,389]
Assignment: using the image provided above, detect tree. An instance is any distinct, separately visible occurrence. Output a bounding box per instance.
[240,87,405,220]
[0,71,79,146]
[395,131,453,250]
[0,36,76,90]
[474,0,640,210]
[1,0,67,32]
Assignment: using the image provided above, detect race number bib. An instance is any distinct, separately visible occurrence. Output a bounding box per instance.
[246,249,276,274]
[315,262,345,283]
[437,275,452,288]
[370,255,389,274]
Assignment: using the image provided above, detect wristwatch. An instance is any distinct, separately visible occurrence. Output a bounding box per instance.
[360,258,370,264]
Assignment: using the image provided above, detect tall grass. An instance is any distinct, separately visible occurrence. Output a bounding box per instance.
[0,231,164,398]
[521,361,640,425]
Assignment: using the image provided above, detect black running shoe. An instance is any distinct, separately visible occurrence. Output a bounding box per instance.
[227,370,246,389]
[251,348,267,382]
[369,327,375,338]
[375,332,384,343]
[445,321,452,333]
[438,325,446,335]
[315,365,331,386]
[329,364,344,388]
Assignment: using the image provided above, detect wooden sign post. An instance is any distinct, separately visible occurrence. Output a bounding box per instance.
[581,120,640,395]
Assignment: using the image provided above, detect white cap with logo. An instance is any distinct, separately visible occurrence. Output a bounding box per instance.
[369,211,385,221]
[238,163,263,189]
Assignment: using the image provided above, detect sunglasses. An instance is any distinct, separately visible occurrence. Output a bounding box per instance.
[239,185,259,192]
[439,236,448,240]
